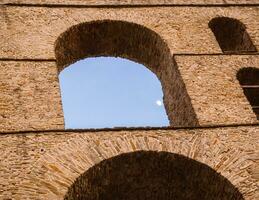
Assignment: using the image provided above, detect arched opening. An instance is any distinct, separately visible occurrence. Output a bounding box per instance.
[59,57,169,128]
[237,67,259,119]
[55,20,199,127]
[209,17,257,53]
[64,151,244,200]
[55,20,171,74]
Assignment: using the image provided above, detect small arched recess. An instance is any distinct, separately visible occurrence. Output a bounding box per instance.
[209,17,257,53]
[237,67,259,119]
[55,20,199,127]
[64,151,244,200]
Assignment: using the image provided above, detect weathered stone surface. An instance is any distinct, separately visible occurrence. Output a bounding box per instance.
[1,55,259,132]
[0,1,258,199]
[0,126,258,199]
[0,61,64,132]
[175,55,259,126]
[3,0,259,5]
[55,20,199,127]
[1,6,258,59]
[65,151,245,200]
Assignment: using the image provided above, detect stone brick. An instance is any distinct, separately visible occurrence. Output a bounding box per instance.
[0,61,64,132]
[0,127,258,199]
[3,0,259,5]
[1,6,258,59]
[0,1,258,199]
[175,55,259,125]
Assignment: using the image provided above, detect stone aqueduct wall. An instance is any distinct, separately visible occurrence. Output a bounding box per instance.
[0,127,258,199]
[0,0,259,199]
[2,0,259,5]
[1,5,259,131]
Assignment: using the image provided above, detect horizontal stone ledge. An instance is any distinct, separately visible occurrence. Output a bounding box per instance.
[0,53,259,61]
[1,123,259,135]
[3,0,259,7]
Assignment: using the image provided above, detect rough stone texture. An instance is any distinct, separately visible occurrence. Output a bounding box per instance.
[55,20,198,127]
[64,151,244,200]
[3,0,259,5]
[1,55,259,132]
[0,61,64,132]
[175,55,259,126]
[1,6,259,59]
[0,126,258,199]
[0,1,259,200]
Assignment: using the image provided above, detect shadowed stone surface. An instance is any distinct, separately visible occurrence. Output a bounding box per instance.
[64,151,244,200]
[0,1,258,200]
[209,17,257,53]
[1,127,257,199]
[2,7,259,59]
[237,67,259,119]
[55,20,199,127]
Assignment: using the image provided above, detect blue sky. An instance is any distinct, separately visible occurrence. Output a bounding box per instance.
[59,57,169,129]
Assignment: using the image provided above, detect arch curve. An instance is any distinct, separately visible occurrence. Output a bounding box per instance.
[237,67,259,119]
[55,20,199,127]
[64,151,244,200]
[55,20,171,74]
[209,17,257,53]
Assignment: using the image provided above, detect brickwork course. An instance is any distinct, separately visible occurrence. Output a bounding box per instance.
[0,0,259,199]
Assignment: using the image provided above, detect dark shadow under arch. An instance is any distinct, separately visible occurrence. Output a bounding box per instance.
[64,151,244,200]
[209,17,257,53]
[237,67,259,119]
[55,20,199,127]
[55,20,171,74]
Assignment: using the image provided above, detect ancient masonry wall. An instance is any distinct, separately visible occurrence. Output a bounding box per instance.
[0,0,258,199]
